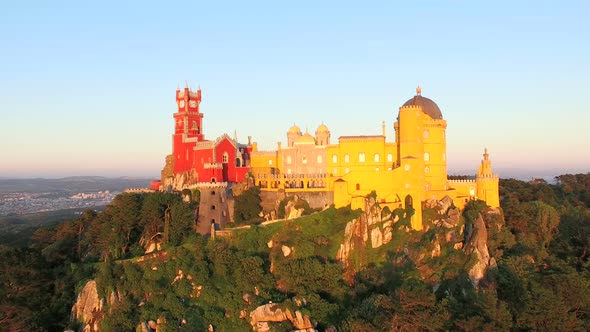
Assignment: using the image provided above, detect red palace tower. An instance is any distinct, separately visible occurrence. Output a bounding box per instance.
[159,85,252,189]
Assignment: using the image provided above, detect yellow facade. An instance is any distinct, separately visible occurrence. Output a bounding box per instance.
[250,87,500,230]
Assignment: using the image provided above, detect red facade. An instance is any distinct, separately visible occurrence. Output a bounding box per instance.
[170,86,251,183]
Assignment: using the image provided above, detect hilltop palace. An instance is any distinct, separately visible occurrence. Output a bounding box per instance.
[158,85,499,231]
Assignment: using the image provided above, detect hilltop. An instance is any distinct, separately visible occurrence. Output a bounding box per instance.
[1,173,590,331]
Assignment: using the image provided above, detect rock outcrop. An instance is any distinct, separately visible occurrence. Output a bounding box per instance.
[337,195,395,268]
[284,195,305,220]
[249,304,316,332]
[71,280,103,332]
[464,213,491,285]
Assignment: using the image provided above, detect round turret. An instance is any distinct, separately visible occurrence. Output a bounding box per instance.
[288,125,302,134]
[287,124,303,147]
[315,123,331,145]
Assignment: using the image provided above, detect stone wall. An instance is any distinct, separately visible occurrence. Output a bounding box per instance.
[259,190,333,214]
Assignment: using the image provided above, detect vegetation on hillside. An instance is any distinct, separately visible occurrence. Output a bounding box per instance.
[1,173,590,331]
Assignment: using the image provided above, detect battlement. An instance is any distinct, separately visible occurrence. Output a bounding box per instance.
[204,163,223,169]
[186,182,229,189]
[124,188,155,193]
[447,179,476,184]
[476,174,499,180]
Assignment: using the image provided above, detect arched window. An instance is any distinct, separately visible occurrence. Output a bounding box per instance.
[404,164,410,171]
[345,167,350,174]
[222,152,229,163]
[333,168,338,175]
[359,152,366,162]
[374,153,380,162]
[332,154,338,163]
[424,152,430,162]
[287,155,292,164]
[387,154,393,162]
[302,156,307,164]
[356,183,360,190]
[425,166,430,173]
[344,154,350,163]
[268,159,273,165]
[425,182,431,191]
[317,155,322,163]
[423,130,429,139]
[405,195,413,209]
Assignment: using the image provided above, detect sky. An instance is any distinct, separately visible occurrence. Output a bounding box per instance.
[1,1,589,179]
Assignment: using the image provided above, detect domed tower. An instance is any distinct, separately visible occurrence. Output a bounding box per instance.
[396,86,448,192]
[315,123,331,146]
[287,124,302,147]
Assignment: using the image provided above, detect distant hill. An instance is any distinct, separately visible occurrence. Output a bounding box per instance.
[0,176,153,193]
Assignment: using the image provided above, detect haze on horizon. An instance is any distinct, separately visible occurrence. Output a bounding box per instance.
[1,1,589,179]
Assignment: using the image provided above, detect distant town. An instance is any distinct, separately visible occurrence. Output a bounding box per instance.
[0,191,118,216]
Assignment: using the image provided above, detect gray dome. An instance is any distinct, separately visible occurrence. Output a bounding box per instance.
[402,91,443,120]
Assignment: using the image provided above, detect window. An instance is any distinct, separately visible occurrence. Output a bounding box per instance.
[211,205,216,210]
[222,152,229,163]
[287,156,292,164]
[359,152,366,162]
[387,154,393,162]
[423,130,429,139]
[374,153,380,162]
[333,168,338,175]
[211,191,215,195]
[317,155,322,163]
[302,156,307,164]
[425,166,430,173]
[425,182,431,191]
[375,167,379,171]
[345,167,350,174]
[287,169,292,174]
[404,164,410,171]
[332,154,338,163]
[424,152,430,162]
[356,183,360,190]
[268,159,273,165]
[344,154,350,163]
[405,183,410,189]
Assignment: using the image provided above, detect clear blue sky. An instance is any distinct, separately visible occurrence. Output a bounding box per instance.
[1,1,589,178]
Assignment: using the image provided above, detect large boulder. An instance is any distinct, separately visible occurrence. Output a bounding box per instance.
[249,304,316,332]
[250,303,288,327]
[437,195,454,215]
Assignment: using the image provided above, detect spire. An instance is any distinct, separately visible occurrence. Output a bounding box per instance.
[382,120,386,137]
[416,85,422,96]
[483,147,489,160]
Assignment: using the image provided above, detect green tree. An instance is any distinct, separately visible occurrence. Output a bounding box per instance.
[234,186,262,224]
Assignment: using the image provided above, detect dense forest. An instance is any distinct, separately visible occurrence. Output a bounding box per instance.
[1,174,590,331]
